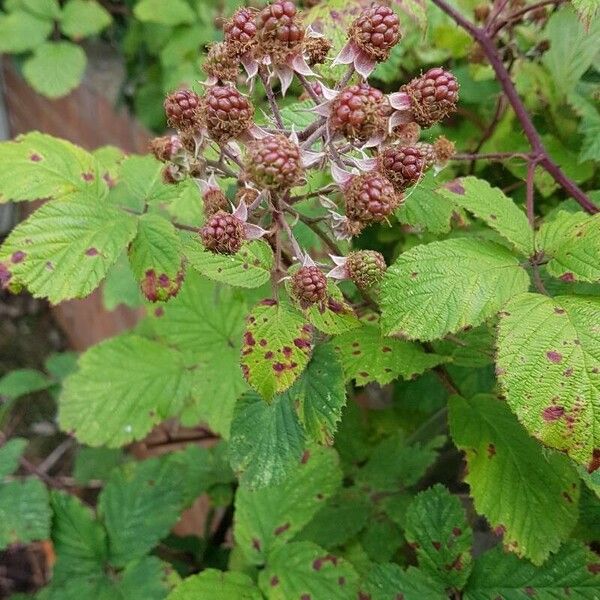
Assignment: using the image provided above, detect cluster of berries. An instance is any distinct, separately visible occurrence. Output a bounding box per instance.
[147,0,459,308]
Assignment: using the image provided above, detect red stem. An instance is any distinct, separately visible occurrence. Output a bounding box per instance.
[430,0,598,215]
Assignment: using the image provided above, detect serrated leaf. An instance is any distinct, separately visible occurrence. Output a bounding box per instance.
[0,10,52,52]
[151,272,248,437]
[363,564,447,600]
[241,300,313,401]
[0,438,28,478]
[539,213,600,283]
[59,334,192,447]
[294,344,347,445]
[0,369,51,400]
[230,390,306,489]
[60,0,112,39]
[234,447,342,564]
[0,132,105,203]
[463,541,600,599]
[129,213,183,300]
[279,100,315,129]
[73,447,126,484]
[183,234,273,289]
[496,292,600,468]
[0,195,138,303]
[23,42,86,98]
[449,394,580,565]
[102,252,143,310]
[168,569,262,600]
[0,479,50,550]
[98,455,185,566]
[572,0,599,28]
[438,177,533,256]
[396,173,455,234]
[259,542,359,600]
[332,324,449,386]
[304,283,360,335]
[134,0,196,25]
[381,238,530,341]
[404,484,473,589]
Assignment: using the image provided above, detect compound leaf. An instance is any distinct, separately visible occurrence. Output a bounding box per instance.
[168,569,262,600]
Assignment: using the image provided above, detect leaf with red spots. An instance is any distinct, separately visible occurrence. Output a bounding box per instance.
[305,282,361,335]
[464,541,600,600]
[362,564,446,600]
[234,447,341,564]
[333,324,450,386]
[539,211,600,283]
[183,233,273,289]
[449,394,580,565]
[0,193,138,303]
[438,177,534,256]
[496,292,600,468]
[404,484,473,590]
[258,542,359,600]
[0,132,105,203]
[229,391,306,489]
[381,238,530,341]
[241,301,313,401]
[167,569,262,600]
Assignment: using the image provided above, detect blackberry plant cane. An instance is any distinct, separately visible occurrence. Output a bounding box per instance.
[1,1,599,598]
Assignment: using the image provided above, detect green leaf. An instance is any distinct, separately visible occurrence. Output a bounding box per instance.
[129,213,183,300]
[50,491,107,580]
[572,0,599,28]
[0,369,51,400]
[0,479,50,550]
[168,570,262,600]
[183,234,273,289]
[45,352,78,381]
[241,300,313,401]
[304,283,360,335]
[405,484,473,589]
[102,253,144,310]
[449,394,580,564]
[259,542,359,599]
[362,564,447,600]
[19,0,62,20]
[463,541,600,599]
[539,213,600,283]
[59,334,192,447]
[23,42,86,98]
[234,447,342,564]
[381,238,530,341]
[395,173,455,235]
[230,390,306,489]
[332,324,449,386]
[496,292,600,468]
[98,455,185,566]
[542,6,600,95]
[0,438,28,478]
[60,0,112,39]
[279,100,315,129]
[151,272,248,437]
[73,447,126,484]
[294,344,347,445]
[0,10,52,52]
[0,132,105,203]
[438,177,533,256]
[0,195,138,303]
[134,0,196,25]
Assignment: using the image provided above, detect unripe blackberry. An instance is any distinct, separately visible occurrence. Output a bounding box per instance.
[150,135,183,163]
[256,0,304,63]
[164,89,203,131]
[291,266,327,308]
[414,142,435,168]
[346,250,386,289]
[344,172,400,223]
[378,146,426,191]
[205,85,254,144]
[203,188,229,217]
[433,136,455,164]
[304,36,331,65]
[329,83,390,143]
[141,268,185,303]
[245,135,303,190]
[204,42,239,83]
[349,4,400,62]
[224,7,258,55]
[200,210,245,254]
[404,68,459,127]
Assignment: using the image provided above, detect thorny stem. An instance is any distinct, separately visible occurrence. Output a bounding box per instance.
[259,68,285,129]
[430,0,598,215]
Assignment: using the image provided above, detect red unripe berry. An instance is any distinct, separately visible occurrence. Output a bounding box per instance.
[200,210,245,254]
[256,0,304,63]
[378,146,426,191]
[350,4,400,61]
[164,89,203,131]
[344,172,400,224]
[224,7,258,55]
[245,135,303,190]
[404,67,459,127]
[205,85,254,144]
[291,266,327,308]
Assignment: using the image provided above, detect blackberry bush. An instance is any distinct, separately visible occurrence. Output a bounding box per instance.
[1,2,599,599]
